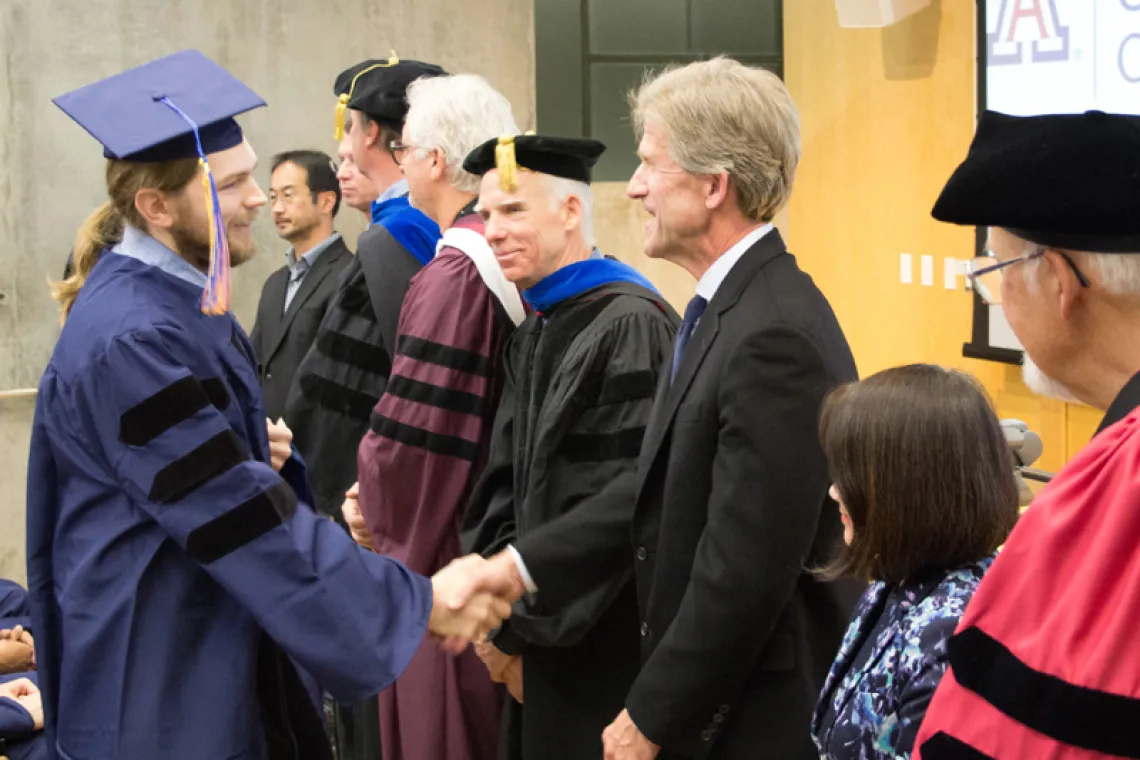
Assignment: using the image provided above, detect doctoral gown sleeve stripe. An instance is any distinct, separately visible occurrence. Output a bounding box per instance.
[397,334,493,378]
[369,411,481,462]
[119,375,230,446]
[316,330,394,375]
[78,323,431,703]
[356,244,513,577]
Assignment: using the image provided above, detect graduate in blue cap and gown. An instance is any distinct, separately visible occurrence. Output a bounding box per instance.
[28,50,512,760]
[460,134,679,760]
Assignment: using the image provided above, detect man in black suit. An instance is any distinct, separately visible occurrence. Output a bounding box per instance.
[444,56,861,760]
[251,150,352,421]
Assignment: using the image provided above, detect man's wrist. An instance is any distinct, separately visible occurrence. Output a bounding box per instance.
[506,545,538,594]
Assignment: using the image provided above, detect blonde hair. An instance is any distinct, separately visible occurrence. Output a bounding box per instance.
[630,56,801,222]
[51,157,199,321]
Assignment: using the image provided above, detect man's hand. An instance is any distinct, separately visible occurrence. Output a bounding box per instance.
[341,482,373,550]
[0,677,43,730]
[0,627,35,674]
[435,551,527,613]
[0,626,33,649]
[603,709,660,760]
[267,417,293,472]
[430,555,520,653]
[474,641,523,703]
[501,654,523,703]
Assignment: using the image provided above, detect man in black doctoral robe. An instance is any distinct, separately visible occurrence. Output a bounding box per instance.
[462,135,678,760]
[283,57,446,522]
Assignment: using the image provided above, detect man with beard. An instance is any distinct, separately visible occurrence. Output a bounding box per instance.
[27,51,516,760]
[344,72,524,760]
[251,150,351,421]
[461,133,678,760]
[911,111,1140,759]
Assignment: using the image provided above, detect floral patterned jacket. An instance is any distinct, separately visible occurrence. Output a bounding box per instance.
[810,557,994,760]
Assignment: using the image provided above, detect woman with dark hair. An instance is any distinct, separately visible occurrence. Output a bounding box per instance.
[810,364,1019,760]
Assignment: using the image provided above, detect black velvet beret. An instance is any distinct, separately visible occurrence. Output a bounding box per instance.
[336,58,447,131]
[933,110,1140,252]
[463,134,606,184]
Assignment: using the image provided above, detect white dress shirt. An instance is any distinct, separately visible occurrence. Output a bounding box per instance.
[508,222,775,593]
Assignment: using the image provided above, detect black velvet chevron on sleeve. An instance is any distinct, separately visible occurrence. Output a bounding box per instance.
[186,481,298,564]
[120,376,230,446]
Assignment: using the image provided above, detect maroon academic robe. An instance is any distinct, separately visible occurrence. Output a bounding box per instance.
[357,212,519,760]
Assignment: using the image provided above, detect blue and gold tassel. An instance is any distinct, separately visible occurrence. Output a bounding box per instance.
[158,96,232,315]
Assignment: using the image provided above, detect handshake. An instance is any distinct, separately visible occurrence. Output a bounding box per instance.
[342,483,529,653]
[427,552,528,653]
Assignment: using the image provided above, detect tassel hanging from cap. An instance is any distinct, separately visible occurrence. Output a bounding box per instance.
[334,51,400,141]
[199,158,232,315]
[156,95,232,315]
[496,135,518,192]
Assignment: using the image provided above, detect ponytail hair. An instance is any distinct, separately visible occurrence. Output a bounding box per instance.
[51,202,124,321]
[50,156,199,322]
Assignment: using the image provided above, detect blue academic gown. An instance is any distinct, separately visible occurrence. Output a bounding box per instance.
[25,228,433,760]
[0,580,31,631]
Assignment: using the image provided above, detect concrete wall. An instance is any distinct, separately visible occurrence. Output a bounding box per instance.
[0,0,536,584]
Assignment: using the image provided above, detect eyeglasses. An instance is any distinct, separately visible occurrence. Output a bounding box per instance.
[965,249,1090,305]
[388,140,420,166]
[268,187,316,207]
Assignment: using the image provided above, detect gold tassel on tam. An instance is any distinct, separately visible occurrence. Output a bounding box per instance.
[496,135,518,191]
[334,51,400,141]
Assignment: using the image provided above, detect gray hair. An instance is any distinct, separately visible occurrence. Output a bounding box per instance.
[1021,241,1140,296]
[404,74,519,193]
[630,56,801,222]
[542,175,595,248]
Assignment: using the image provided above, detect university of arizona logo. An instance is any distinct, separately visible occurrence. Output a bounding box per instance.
[988,0,1071,65]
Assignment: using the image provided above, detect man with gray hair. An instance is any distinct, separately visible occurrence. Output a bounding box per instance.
[343,73,524,760]
[461,134,678,760]
[446,57,860,759]
[911,111,1140,759]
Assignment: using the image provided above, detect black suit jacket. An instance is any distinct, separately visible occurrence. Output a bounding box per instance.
[251,237,352,420]
[514,231,862,760]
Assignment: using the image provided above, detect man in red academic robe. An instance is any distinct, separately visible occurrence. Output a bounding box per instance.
[912,110,1140,759]
[342,74,524,760]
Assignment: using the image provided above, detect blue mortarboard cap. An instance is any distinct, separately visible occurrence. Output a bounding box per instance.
[53,50,266,163]
[53,50,266,315]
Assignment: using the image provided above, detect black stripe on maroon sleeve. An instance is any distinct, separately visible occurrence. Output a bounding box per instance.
[186,481,298,564]
[948,626,1140,758]
[386,375,486,416]
[369,411,479,462]
[148,430,247,504]
[919,733,995,760]
[396,335,491,378]
[558,427,647,463]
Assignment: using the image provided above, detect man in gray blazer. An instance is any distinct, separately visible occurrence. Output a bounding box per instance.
[251,150,351,421]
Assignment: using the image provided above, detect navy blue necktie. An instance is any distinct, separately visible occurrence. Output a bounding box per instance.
[672,295,708,382]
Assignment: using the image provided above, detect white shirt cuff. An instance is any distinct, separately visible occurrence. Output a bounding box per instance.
[507,545,538,594]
